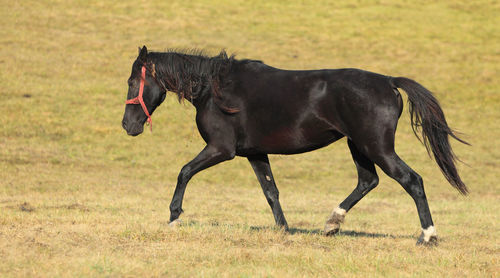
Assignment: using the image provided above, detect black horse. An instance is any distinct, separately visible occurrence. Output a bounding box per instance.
[122,46,468,245]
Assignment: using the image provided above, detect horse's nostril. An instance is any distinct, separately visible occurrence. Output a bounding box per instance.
[122,120,128,130]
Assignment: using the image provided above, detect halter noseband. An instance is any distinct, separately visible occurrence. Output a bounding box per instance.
[125,65,153,132]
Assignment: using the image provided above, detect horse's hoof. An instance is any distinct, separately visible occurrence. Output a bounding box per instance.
[324,207,345,236]
[169,219,182,228]
[324,223,340,236]
[416,234,438,247]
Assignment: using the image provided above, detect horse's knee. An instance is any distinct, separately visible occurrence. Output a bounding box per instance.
[177,165,192,184]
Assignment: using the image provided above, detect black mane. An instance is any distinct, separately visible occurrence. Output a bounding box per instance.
[148,49,259,112]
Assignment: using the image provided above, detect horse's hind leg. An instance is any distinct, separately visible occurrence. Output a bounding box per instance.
[372,151,437,245]
[350,129,438,245]
[324,139,379,236]
[248,154,289,230]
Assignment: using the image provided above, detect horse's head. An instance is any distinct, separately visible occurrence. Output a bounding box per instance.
[122,46,166,136]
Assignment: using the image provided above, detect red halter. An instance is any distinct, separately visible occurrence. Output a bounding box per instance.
[125,66,152,132]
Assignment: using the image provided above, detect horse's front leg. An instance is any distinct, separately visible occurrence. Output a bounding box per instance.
[248,154,289,231]
[169,144,235,225]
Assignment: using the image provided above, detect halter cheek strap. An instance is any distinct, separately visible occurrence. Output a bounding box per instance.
[125,66,152,132]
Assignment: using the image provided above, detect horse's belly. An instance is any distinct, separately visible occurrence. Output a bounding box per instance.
[237,126,344,156]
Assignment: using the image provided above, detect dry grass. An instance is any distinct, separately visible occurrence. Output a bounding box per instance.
[0,0,499,277]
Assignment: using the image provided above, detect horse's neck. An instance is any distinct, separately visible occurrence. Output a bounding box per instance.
[155,54,211,102]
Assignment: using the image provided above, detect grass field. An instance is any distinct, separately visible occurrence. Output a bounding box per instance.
[1,0,499,277]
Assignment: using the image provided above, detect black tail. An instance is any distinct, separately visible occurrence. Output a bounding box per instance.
[392,77,469,195]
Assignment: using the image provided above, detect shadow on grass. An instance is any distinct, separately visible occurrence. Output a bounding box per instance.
[338,230,413,239]
[249,225,414,239]
[181,221,413,239]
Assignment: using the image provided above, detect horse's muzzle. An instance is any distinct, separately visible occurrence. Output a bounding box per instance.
[122,120,144,136]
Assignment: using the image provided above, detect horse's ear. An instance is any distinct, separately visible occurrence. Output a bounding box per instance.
[138,45,148,62]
